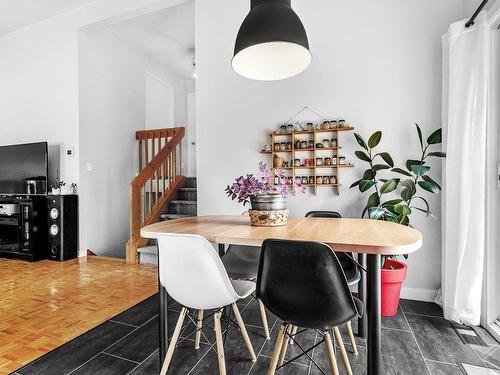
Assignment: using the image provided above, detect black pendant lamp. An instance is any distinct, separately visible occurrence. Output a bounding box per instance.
[232,0,311,81]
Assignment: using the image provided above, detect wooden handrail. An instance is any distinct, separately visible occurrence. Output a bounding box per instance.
[127,127,185,264]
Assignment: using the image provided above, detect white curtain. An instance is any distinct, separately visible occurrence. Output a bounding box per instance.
[442,12,491,325]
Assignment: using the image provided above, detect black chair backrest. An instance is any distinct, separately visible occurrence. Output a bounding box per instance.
[305,210,355,269]
[305,210,341,218]
[256,239,359,330]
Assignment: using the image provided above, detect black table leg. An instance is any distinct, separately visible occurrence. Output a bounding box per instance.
[159,284,168,365]
[367,254,381,375]
[358,253,367,338]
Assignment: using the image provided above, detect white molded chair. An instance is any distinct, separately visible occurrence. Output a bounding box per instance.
[157,233,257,375]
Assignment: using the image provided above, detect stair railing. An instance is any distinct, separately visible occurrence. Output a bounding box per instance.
[127,127,185,264]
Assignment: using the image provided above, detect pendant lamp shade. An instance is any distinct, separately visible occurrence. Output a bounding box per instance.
[232,0,311,81]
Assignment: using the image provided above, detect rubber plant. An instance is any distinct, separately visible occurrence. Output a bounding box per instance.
[350,124,446,259]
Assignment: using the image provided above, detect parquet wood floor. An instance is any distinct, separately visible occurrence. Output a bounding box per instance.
[0,256,158,374]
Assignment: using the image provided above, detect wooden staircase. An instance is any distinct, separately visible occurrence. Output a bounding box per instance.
[126,127,185,264]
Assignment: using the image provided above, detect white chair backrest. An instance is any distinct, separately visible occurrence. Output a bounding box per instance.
[157,233,240,310]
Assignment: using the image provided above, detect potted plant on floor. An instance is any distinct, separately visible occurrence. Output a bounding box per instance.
[350,124,446,316]
[226,162,305,226]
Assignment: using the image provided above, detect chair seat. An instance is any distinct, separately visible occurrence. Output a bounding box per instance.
[231,279,256,299]
[222,245,261,279]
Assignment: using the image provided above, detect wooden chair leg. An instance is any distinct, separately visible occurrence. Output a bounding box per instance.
[324,331,340,375]
[160,307,187,375]
[268,323,286,375]
[194,309,204,349]
[333,327,353,375]
[232,303,257,362]
[278,325,292,366]
[289,325,298,345]
[346,321,358,355]
[214,310,227,375]
[258,299,271,340]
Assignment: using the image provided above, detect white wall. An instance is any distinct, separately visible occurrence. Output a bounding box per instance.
[79,27,149,258]
[196,0,463,300]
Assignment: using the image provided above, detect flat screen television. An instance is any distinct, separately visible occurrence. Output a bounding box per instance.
[0,142,48,195]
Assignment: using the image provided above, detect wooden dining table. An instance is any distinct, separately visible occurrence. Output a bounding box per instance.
[141,215,422,375]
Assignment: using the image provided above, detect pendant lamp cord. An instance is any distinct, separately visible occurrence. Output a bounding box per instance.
[282,106,329,125]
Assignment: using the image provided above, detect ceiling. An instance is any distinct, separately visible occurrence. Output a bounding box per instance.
[108,0,195,79]
[0,0,96,36]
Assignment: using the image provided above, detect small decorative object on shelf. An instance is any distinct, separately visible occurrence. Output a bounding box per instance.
[225,162,305,226]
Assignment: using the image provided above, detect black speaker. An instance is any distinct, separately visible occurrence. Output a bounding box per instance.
[47,195,79,261]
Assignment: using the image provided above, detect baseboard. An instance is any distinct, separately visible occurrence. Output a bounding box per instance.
[400,287,438,302]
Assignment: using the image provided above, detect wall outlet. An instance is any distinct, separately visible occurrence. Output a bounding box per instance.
[66,147,74,157]
[86,162,93,172]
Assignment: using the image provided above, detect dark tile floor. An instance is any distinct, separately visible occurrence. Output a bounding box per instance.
[13,294,500,375]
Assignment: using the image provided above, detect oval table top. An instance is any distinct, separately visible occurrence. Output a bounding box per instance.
[141,215,422,256]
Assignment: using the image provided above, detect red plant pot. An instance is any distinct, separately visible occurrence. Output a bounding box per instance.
[381,259,408,317]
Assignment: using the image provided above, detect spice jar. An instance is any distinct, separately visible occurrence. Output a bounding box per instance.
[274,176,280,185]
[309,176,315,185]
[278,125,286,134]
[287,124,294,133]
[331,138,337,147]
[300,141,307,149]
[330,121,338,129]
[332,154,337,165]
[294,140,300,149]
[324,157,332,166]
[321,121,330,129]
[306,122,314,130]
[339,156,346,165]
[316,158,323,166]
[338,120,346,128]
[316,176,323,184]
[332,175,337,184]
[308,140,314,149]
[280,142,286,151]
[286,142,292,150]
[323,139,330,148]
[274,143,280,151]
[301,176,308,185]
[294,159,301,167]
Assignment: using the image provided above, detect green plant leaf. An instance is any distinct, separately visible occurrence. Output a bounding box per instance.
[367,191,380,208]
[394,204,412,216]
[427,151,447,158]
[418,180,440,194]
[400,179,416,190]
[422,175,441,190]
[415,123,423,150]
[380,178,400,194]
[382,199,403,207]
[399,215,410,225]
[359,179,376,192]
[378,152,394,167]
[379,179,388,183]
[368,207,385,220]
[401,188,414,201]
[368,131,382,148]
[354,133,368,151]
[406,159,424,171]
[410,165,431,176]
[427,128,442,144]
[373,164,390,171]
[350,179,362,189]
[363,169,375,180]
[355,151,372,162]
[392,167,413,177]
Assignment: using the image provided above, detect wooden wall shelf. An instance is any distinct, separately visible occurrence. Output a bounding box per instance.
[260,126,355,195]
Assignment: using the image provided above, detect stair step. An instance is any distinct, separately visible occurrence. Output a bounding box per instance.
[170,200,197,205]
[178,187,196,192]
[160,214,193,221]
[137,245,157,265]
[184,177,197,188]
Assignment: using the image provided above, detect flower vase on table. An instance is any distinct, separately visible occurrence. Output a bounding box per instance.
[225,162,305,227]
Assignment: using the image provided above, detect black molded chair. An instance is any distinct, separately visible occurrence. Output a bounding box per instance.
[305,210,362,356]
[305,211,361,286]
[220,245,270,339]
[257,239,363,375]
